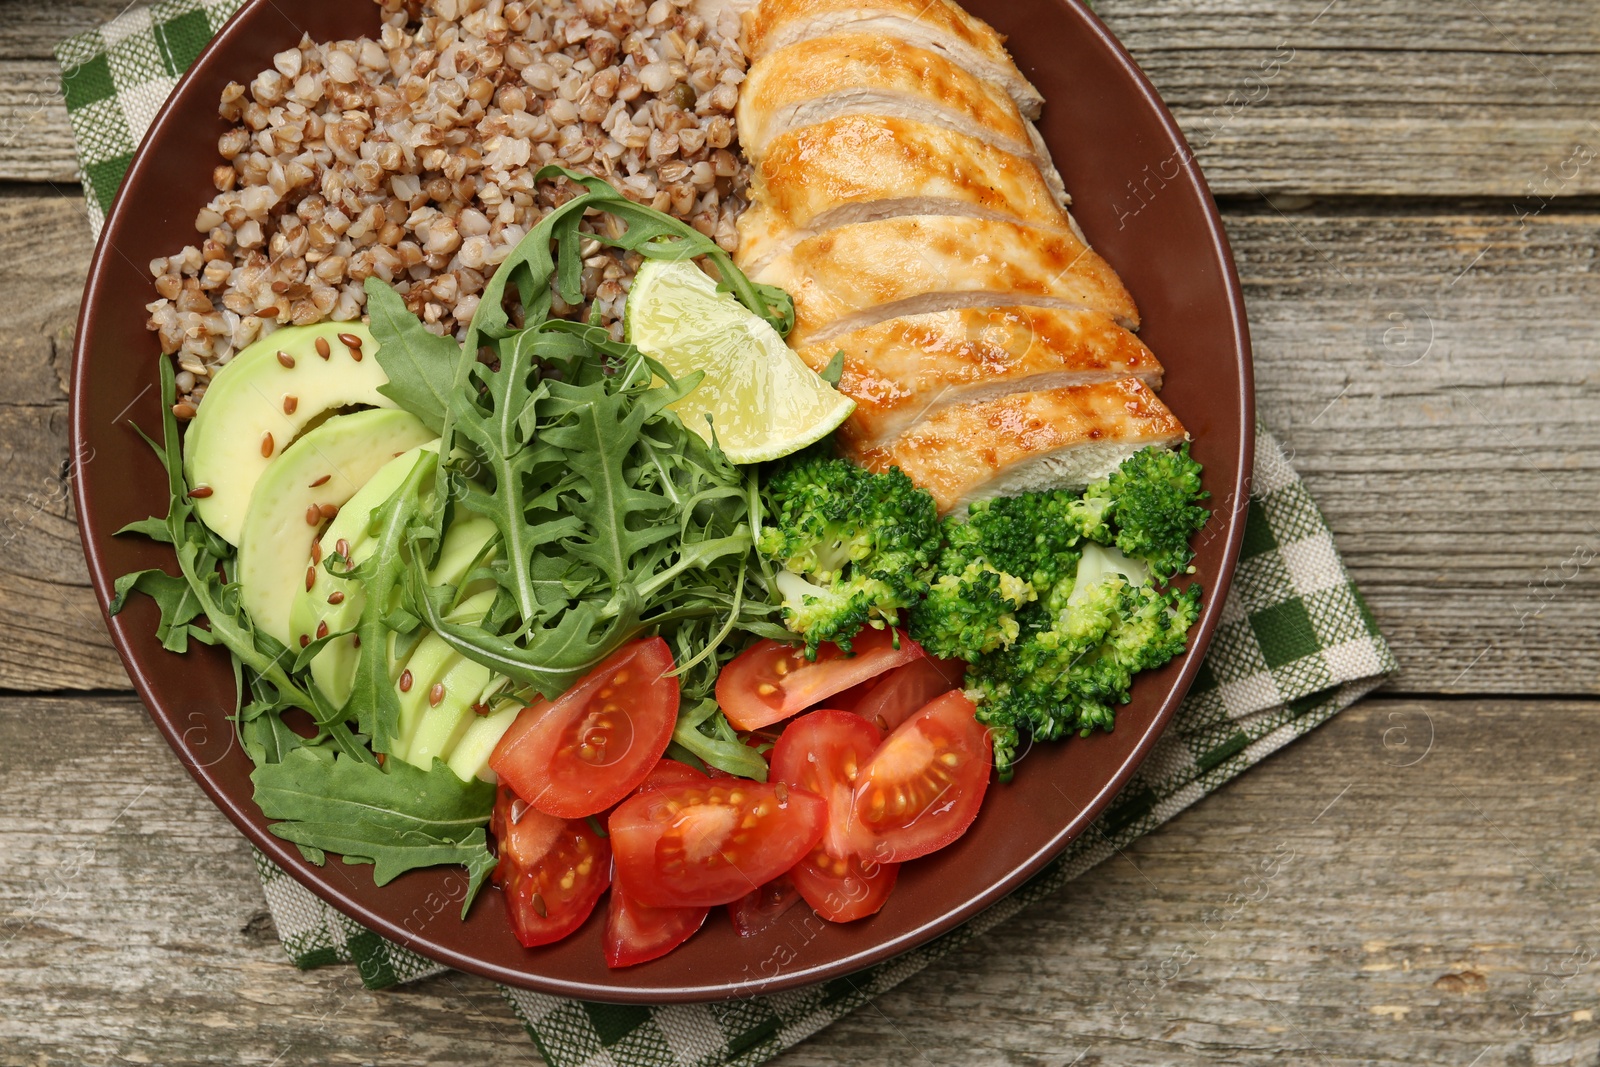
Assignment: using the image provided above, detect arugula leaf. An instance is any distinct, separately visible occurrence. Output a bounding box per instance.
[110,568,205,652]
[251,748,497,917]
[341,452,431,751]
[364,277,460,435]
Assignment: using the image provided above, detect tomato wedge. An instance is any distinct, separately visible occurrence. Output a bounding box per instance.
[851,691,992,864]
[603,758,711,967]
[718,629,923,731]
[636,757,710,793]
[789,852,899,923]
[490,785,611,948]
[603,885,709,968]
[770,709,900,922]
[490,638,678,818]
[610,781,827,907]
[850,655,966,733]
[727,875,802,937]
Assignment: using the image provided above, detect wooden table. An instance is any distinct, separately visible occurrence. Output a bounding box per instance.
[4,1,1598,1062]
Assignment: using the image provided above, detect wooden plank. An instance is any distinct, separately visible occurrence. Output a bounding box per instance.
[4,0,1600,194]
[3,693,1594,1064]
[1097,0,1600,54]
[1233,203,1600,696]
[0,0,134,60]
[0,188,125,690]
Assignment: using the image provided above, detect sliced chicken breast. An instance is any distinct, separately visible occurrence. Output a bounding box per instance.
[743,0,1045,119]
[749,215,1140,345]
[737,33,1064,176]
[794,307,1163,452]
[854,379,1188,515]
[738,115,1073,272]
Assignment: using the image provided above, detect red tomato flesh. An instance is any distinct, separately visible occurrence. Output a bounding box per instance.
[788,851,899,923]
[851,691,992,864]
[602,757,712,967]
[603,884,708,968]
[636,757,709,793]
[609,781,827,907]
[490,638,678,819]
[490,786,611,948]
[770,709,900,922]
[727,874,802,937]
[850,655,965,733]
[718,629,923,731]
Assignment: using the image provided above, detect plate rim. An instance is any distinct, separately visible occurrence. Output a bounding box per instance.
[70,0,1255,1002]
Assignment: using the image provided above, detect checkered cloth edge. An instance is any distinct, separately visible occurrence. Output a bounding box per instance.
[59,10,1396,1066]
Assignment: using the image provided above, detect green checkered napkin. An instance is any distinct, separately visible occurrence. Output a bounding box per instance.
[59,7,1396,1065]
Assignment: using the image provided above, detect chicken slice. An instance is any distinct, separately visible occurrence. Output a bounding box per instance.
[793,307,1163,453]
[738,115,1073,273]
[743,0,1045,119]
[750,216,1140,345]
[854,379,1187,515]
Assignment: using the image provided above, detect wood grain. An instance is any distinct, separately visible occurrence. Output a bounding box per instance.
[0,188,124,690]
[4,694,1595,1066]
[7,0,1600,194]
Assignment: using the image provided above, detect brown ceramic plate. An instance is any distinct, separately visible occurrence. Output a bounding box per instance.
[72,0,1253,1002]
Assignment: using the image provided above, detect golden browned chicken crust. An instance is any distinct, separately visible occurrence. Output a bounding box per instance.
[737,115,1071,271]
[742,0,1044,117]
[793,307,1164,452]
[855,379,1188,514]
[737,33,1037,161]
[752,216,1141,345]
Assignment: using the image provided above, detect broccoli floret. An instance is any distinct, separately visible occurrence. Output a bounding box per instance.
[1081,443,1210,581]
[968,544,1202,779]
[909,562,1036,662]
[757,452,941,656]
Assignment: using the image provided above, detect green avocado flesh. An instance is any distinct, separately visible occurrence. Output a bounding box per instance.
[236,408,433,647]
[288,443,497,710]
[184,322,393,546]
[391,590,501,775]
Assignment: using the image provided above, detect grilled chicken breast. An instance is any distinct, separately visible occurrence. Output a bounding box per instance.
[793,307,1164,453]
[738,114,1073,272]
[725,0,1189,514]
[743,0,1045,118]
[856,379,1187,515]
[736,34,1067,205]
[751,215,1140,345]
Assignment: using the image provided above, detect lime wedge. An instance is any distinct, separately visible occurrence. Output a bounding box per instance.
[624,259,854,464]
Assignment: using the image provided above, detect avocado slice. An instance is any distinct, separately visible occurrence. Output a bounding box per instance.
[289,445,499,709]
[184,322,395,545]
[237,407,433,647]
[447,703,522,783]
[390,590,501,771]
